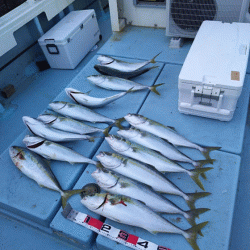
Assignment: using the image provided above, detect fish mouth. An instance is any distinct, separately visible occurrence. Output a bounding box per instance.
[23,135,45,148]
[87,75,105,84]
[22,116,39,126]
[65,88,80,104]
[9,146,25,160]
[37,114,57,124]
[125,113,146,125]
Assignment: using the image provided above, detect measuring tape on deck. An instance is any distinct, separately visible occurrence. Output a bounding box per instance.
[62,203,171,250]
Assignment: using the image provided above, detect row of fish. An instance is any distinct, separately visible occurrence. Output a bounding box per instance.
[8,56,219,250]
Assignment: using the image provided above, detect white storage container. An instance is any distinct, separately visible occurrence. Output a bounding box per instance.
[178,21,250,121]
[38,10,101,69]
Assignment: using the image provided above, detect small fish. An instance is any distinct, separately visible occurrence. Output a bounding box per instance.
[49,101,124,128]
[117,127,214,168]
[65,87,130,108]
[80,189,208,250]
[94,64,159,79]
[23,135,97,165]
[9,146,86,208]
[22,116,95,142]
[105,134,211,190]
[87,75,164,95]
[37,113,104,135]
[96,152,210,209]
[97,53,160,72]
[124,114,221,160]
[92,165,209,227]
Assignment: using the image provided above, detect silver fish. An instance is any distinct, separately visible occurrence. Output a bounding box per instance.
[96,152,210,209]
[97,53,160,72]
[23,135,97,165]
[105,134,211,190]
[80,190,208,250]
[37,113,104,134]
[124,114,221,160]
[117,127,214,168]
[92,165,209,226]
[9,146,86,208]
[65,87,130,108]
[49,101,124,127]
[22,116,95,142]
[87,75,164,95]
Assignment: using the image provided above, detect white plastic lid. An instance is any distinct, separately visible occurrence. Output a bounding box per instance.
[38,10,95,44]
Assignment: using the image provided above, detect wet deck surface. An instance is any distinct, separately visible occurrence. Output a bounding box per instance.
[1,12,250,250]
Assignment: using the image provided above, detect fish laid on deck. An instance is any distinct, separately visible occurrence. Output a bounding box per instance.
[96,152,210,209]
[105,134,211,190]
[23,135,97,165]
[22,116,95,142]
[87,75,164,95]
[65,87,130,108]
[37,113,104,135]
[80,189,208,250]
[92,165,209,227]
[9,146,86,208]
[124,113,221,160]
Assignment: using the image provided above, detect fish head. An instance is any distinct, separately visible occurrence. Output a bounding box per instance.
[92,166,118,188]
[65,88,81,98]
[23,135,45,148]
[117,127,140,139]
[105,134,130,152]
[87,75,105,85]
[96,151,122,169]
[49,101,67,111]
[97,55,114,65]
[9,146,27,169]
[124,113,146,126]
[37,114,57,124]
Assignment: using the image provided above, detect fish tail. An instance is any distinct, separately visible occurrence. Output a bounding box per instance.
[150,83,165,95]
[61,189,88,209]
[183,221,209,250]
[114,117,125,129]
[102,126,111,137]
[201,146,221,160]
[186,192,211,210]
[150,52,161,63]
[184,208,210,229]
[88,137,95,142]
[193,159,215,168]
[189,167,213,190]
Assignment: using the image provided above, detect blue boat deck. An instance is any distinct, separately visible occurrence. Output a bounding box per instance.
[1,8,250,250]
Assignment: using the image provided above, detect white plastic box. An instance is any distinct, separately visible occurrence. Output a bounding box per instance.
[178,21,250,121]
[38,10,101,69]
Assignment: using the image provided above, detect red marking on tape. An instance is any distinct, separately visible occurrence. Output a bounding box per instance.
[84,216,103,230]
[127,234,139,245]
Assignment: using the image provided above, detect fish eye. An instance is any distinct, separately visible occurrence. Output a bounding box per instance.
[127,113,131,117]
[99,152,104,157]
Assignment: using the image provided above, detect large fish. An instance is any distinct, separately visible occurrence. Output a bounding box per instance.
[94,64,159,79]
[80,189,208,250]
[92,165,209,227]
[105,134,211,190]
[49,101,124,128]
[23,135,97,165]
[37,113,104,135]
[124,114,221,160]
[97,53,160,72]
[9,146,86,208]
[96,152,210,209]
[117,127,214,168]
[65,87,130,108]
[23,116,95,142]
[87,75,164,95]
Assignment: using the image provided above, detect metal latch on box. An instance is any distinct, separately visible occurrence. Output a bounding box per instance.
[191,86,223,108]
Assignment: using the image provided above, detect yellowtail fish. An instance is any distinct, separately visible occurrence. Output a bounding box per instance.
[87,75,164,95]
[65,87,130,108]
[96,152,211,209]
[92,165,209,227]
[105,134,212,190]
[23,135,97,165]
[80,190,208,250]
[124,114,221,160]
[9,146,86,208]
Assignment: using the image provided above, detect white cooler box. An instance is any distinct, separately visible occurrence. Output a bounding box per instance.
[38,10,101,69]
[178,21,250,121]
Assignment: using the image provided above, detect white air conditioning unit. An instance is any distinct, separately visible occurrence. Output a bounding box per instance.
[166,0,250,38]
